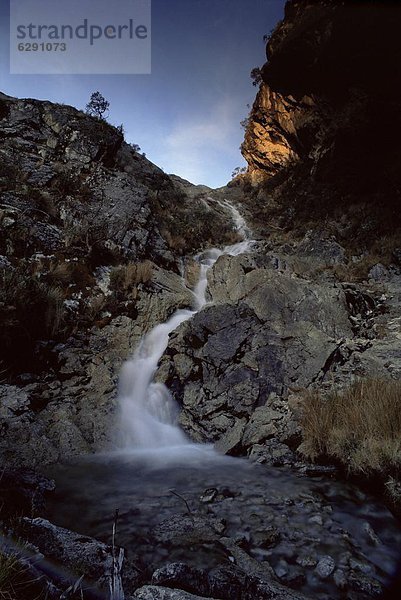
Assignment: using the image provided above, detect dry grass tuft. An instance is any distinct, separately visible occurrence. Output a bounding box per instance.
[333,233,401,282]
[0,547,50,600]
[0,550,27,600]
[299,379,401,475]
[110,260,153,291]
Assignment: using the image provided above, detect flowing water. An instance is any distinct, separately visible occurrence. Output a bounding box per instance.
[117,197,254,454]
[45,198,401,598]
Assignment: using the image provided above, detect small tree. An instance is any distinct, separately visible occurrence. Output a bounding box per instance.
[86,91,110,120]
[250,67,263,87]
[231,166,247,179]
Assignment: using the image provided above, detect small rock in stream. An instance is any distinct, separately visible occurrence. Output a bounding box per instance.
[151,563,210,597]
[153,514,225,544]
[333,569,348,590]
[252,525,281,548]
[200,488,218,503]
[348,572,383,596]
[132,586,215,599]
[274,559,289,579]
[315,556,336,579]
[296,555,317,569]
[362,521,383,546]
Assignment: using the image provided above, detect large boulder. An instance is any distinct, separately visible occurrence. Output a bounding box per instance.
[157,253,352,455]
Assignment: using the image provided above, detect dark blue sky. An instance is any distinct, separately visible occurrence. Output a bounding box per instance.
[0,0,286,187]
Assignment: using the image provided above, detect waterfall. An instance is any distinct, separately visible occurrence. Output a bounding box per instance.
[117,198,253,451]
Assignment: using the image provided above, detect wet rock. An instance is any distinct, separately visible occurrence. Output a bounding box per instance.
[252,525,281,549]
[209,563,310,600]
[248,440,294,467]
[153,514,225,545]
[362,521,382,546]
[276,563,306,590]
[349,558,374,575]
[131,587,215,600]
[252,582,311,600]
[315,556,335,579]
[159,260,351,449]
[219,536,275,582]
[296,555,317,569]
[151,563,210,597]
[308,515,323,526]
[208,564,249,600]
[19,517,124,594]
[200,488,218,504]
[333,569,347,590]
[297,464,338,477]
[348,572,383,596]
[275,559,290,579]
[214,420,246,455]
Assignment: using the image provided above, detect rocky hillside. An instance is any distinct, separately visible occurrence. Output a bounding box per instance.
[2,4,401,599]
[240,0,401,258]
[0,91,238,464]
[220,0,401,500]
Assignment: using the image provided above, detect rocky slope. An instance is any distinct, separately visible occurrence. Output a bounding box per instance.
[0,91,239,465]
[217,0,401,498]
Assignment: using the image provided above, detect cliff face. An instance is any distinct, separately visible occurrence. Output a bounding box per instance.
[241,87,315,181]
[241,0,401,241]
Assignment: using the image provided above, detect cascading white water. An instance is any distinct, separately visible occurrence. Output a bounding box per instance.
[117,198,254,452]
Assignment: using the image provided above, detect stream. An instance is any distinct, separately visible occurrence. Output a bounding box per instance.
[45,198,401,599]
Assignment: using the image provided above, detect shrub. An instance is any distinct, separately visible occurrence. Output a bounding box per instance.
[250,67,263,86]
[48,260,95,289]
[1,268,65,333]
[299,379,401,476]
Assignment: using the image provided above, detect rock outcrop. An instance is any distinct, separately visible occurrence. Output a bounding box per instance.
[157,247,353,459]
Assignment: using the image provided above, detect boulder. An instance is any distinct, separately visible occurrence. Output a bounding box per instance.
[19,517,124,596]
[132,587,215,600]
[151,563,210,597]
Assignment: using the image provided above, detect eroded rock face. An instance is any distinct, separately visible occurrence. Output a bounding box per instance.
[241,86,315,183]
[157,251,352,457]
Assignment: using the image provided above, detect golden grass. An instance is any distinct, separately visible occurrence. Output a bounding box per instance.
[110,260,153,291]
[299,379,401,475]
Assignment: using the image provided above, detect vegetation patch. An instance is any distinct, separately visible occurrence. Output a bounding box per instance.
[110,260,153,292]
[299,380,401,494]
[0,266,66,375]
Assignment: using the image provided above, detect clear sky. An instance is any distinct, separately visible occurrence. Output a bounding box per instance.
[0,0,286,188]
